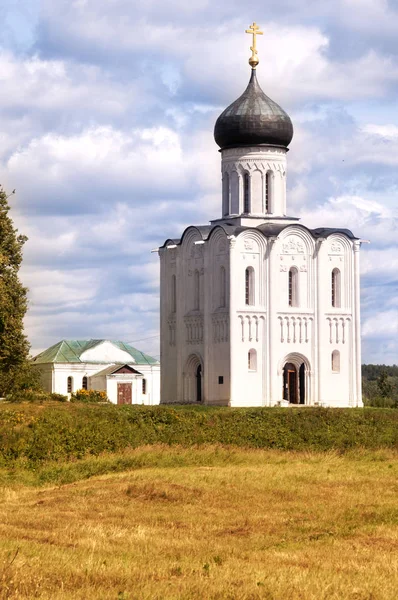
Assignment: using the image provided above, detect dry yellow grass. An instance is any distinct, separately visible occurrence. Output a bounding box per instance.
[1,446,398,599]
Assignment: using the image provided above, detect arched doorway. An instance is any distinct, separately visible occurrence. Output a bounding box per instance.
[283,362,298,404]
[281,354,310,405]
[183,354,203,403]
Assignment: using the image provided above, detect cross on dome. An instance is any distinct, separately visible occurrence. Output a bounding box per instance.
[245,22,263,68]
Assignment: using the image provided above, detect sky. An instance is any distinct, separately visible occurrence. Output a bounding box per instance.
[0,0,397,364]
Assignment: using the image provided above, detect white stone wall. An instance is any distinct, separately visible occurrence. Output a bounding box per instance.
[160,223,362,408]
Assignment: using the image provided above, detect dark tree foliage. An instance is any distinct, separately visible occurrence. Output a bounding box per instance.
[0,187,37,396]
[362,364,398,408]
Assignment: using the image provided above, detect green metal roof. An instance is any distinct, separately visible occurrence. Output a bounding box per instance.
[31,340,159,366]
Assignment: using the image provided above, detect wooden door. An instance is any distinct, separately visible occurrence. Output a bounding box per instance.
[117,383,132,405]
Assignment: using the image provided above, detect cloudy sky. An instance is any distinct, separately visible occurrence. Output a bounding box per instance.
[1,0,397,364]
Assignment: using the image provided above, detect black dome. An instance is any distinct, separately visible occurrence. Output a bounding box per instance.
[214,69,293,149]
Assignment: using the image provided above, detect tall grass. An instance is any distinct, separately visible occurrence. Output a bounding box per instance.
[1,447,398,599]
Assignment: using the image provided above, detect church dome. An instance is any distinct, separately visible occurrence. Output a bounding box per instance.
[214,69,294,149]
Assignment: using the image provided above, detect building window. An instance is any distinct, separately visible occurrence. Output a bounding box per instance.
[245,267,255,306]
[82,376,88,390]
[142,379,147,394]
[248,349,257,371]
[265,171,271,213]
[288,267,298,307]
[220,266,226,308]
[218,376,224,384]
[332,268,341,308]
[223,173,230,216]
[332,350,340,373]
[243,172,250,213]
[171,274,176,313]
[67,376,73,393]
[194,269,200,310]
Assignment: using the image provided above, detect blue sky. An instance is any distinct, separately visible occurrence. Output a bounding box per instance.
[0,0,397,364]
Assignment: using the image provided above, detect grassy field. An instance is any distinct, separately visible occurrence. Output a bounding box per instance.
[1,446,398,599]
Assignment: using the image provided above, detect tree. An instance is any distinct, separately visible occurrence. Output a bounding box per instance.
[0,187,36,395]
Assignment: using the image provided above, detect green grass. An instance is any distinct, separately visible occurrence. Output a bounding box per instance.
[1,402,398,468]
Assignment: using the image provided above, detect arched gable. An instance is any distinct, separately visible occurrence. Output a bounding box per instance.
[277,225,316,256]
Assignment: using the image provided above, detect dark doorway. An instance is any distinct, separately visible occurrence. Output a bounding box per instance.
[117,382,132,405]
[196,364,202,402]
[283,362,297,404]
[299,364,305,405]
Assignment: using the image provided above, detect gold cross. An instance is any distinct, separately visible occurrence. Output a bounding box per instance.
[245,22,263,68]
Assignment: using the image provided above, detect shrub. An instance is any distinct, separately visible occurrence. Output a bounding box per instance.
[70,389,109,403]
[6,389,50,403]
[49,393,68,402]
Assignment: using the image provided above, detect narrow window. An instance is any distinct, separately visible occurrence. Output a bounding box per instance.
[67,376,73,393]
[248,349,257,371]
[332,350,340,373]
[222,173,230,216]
[265,171,271,213]
[243,172,250,213]
[82,376,88,390]
[220,266,226,308]
[171,274,176,313]
[332,268,341,308]
[245,267,255,306]
[194,269,200,310]
[142,379,147,394]
[288,267,298,307]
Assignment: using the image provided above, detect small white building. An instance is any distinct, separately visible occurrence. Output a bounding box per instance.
[158,32,364,408]
[32,339,160,405]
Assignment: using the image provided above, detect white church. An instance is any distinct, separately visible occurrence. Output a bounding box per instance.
[158,23,363,408]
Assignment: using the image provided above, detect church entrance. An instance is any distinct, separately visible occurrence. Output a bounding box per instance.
[183,354,204,403]
[283,359,307,404]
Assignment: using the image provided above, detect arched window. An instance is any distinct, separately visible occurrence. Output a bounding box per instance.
[248,349,257,371]
[171,274,176,313]
[220,266,226,308]
[243,172,250,213]
[245,267,255,306]
[332,350,340,373]
[265,171,272,213]
[194,269,200,310]
[331,268,341,308]
[222,172,230,216]
[67,376,73,393]
[82,376,88,390]
[288,267,299,307]
[142,378,147,394]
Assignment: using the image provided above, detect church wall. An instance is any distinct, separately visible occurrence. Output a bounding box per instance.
[229,232,267,406]
[159,243,178,403]
[315,236,362,407]
[206,230,231,405]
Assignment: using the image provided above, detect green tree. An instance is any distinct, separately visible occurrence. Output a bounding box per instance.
[0,187,37,396]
